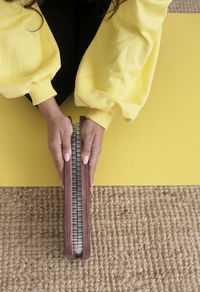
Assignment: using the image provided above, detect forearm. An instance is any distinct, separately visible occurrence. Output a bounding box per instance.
[37,96,63,121]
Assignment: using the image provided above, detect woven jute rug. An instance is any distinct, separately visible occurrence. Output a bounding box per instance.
[168,0,200,13]
[0,186,200,291]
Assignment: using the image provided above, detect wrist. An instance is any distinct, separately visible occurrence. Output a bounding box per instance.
[37,96,63,121]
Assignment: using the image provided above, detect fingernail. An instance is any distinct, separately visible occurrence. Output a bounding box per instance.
[64,152,70,162]
[83,155,89,164]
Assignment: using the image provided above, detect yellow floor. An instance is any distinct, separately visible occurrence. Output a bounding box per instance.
[0,13,200,186]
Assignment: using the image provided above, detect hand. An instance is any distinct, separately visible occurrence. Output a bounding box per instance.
[81,118,105,193]
[46,113,73,188]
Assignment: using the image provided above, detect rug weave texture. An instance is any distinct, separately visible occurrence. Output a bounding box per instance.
[0,186,199,291]
[168,0,200,12]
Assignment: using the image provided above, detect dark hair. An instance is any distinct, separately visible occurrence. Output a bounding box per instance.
[4,0,127,32]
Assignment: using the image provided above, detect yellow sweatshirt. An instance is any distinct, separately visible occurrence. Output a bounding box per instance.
[0,0,172,130]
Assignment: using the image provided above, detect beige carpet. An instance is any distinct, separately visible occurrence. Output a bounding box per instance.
[168,0,200,12]
[0,186,200,291]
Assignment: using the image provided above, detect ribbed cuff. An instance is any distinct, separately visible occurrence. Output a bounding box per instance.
[86,106,119,130]
[29,78,57,106]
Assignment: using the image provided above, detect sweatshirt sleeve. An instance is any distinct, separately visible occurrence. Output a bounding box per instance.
[74,0,173,130]
[0,0,61,106]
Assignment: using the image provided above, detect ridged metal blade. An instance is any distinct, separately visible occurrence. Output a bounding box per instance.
[71,122,83,256]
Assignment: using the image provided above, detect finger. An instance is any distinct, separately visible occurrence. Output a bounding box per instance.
[49,132,64,187]
[81,130,94,165]
[61,130,72,162]
[89,134,102,192]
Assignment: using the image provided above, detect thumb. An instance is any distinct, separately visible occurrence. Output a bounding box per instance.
[62,136,72,162]
[81,135,93,165]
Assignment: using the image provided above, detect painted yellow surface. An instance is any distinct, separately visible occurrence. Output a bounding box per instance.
[0,14,199,186]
